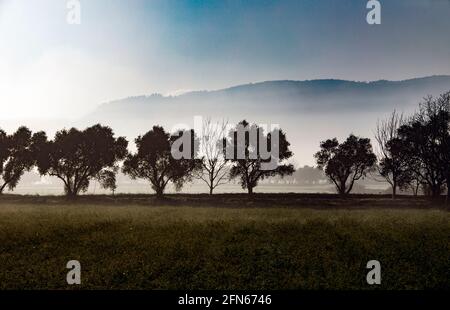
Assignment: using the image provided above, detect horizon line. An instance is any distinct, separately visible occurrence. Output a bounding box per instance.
[105,74,450,103]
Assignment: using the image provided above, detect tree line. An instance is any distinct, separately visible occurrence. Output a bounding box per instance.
[315,90,450,200]
[1,90,449,199]
[0,121,294,198]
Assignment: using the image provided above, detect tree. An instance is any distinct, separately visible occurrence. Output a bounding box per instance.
[315,134,377,196]
[97,168,118,195]
[406,174,422,196]
[122,126,201,198]
[226,120,294,195]
[195,118,230,194]
[34,124,128,198]
[380,137,420,196]
[424,92,450,201]
[396,122,445,198]
[0,127,37,193]
[396,92,450,199]
[375,110,408,198]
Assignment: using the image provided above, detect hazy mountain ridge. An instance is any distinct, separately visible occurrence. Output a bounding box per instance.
[92,76,450,118]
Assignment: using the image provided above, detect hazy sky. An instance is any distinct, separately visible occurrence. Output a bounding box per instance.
[1,0,450,119]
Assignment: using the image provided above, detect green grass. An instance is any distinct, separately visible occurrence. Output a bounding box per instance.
[0,200,449,290]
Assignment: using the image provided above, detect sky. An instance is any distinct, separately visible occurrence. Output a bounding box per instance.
[0,0,450,119]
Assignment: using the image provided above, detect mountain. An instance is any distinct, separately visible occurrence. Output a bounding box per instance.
[84,76,450,165]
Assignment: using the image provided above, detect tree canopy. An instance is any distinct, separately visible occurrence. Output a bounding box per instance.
[226,120,294,194]
[34,124,128,197]
[122,126,201,197]
[315,134,376,195]
[0,126,37,193]
[395,92,450,198]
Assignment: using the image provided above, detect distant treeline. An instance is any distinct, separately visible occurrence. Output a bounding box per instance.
[0,121,293,198]
[315,91,450,200]
[1,90,449,199]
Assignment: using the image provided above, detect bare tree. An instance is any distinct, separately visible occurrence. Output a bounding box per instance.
[374,110,407,198]
[195,118,230,194]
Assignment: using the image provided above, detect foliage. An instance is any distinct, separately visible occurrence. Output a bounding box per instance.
[315,134,377,195]
[395,92,450,198]
[0,127,38,193]
[34,124,128,197]
[123,126,201,197]
[227,120,294,194]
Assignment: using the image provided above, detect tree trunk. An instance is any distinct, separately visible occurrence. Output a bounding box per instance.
[155,187,164,198]
[65,184,72,197]
[446,179,450,205]
[430,185,441,200]
[65,189,78,200]
[339,180,347,197]
[412,181,420,196]
[392,182,397,199]
[248,186,254,195]
[209,173,214,195]
[0,182,8,194]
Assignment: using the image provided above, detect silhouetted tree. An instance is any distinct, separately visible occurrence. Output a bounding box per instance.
[122,126,201,198]
[226,120,294,195]
[375,110,407,198]
[97,168,118,195]
[195,118,230,194]
[34,124,128,198]
[387,141,424,197]
[378,136,415,198]
[315,134,376,196]
[0,127,37,193]
[396,92,450,199]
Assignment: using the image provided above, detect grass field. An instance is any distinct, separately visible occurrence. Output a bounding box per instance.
[0,194,448,290]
